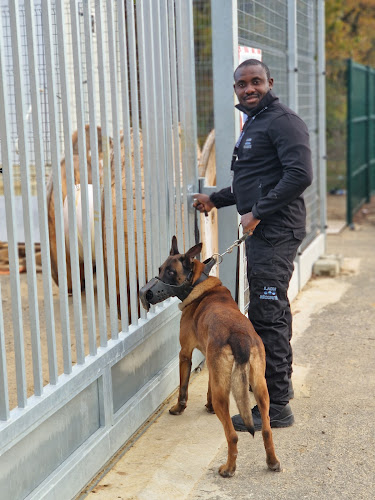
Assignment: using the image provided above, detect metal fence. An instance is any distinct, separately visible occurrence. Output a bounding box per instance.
[346,59,375,224]
[0,0,326,498]
[0,1,199,498]
[194,1,324,250]
[202,0,326,312]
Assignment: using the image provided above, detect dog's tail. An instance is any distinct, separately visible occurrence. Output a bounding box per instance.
[231,361,255,436]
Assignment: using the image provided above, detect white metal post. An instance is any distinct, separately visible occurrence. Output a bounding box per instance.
[210,0,239,297]
[25,0,59,383]
[94,0,119,338]
[0,284,10,420]
[288,0,298,112]
[9,0,43,397]
[55,0,85,364]
[318,0,327,237]
[42,0,72,374]
[175,0,199,249]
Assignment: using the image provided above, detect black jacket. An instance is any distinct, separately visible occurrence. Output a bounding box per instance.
[210,91,313,229]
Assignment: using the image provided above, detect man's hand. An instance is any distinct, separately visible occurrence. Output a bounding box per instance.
[193,193,215,214]
[240,212,260,234]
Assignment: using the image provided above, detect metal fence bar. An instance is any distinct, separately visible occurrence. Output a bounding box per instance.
[346,59,369,224]
[151,0,169,259]
[159,0,175,247]
[175,0,190,249]
[126,0,147,319]
[9,0,43,397]
[136,0,154,294]
[180,0,198,246]
[117,0,138,326]
[41,0,72,374]
[288,0,298,112]
[0,284,10,421]
[168,0,183,246]
[288,0,302,269]
[24,0,58,383]
[210,0,239,298]
[55,0,85,364]
[143,0,162,274]
[317,0,327,234]
[82,0,107,340]
[366,66,374,203]
[70,0,97,355]
[106,0,129,333]
[347,58,353,226]
[369,68,375,194]
[94,0,118,341]
[0,18,27,408]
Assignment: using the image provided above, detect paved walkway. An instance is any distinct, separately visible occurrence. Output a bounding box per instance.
[80,216,375,500]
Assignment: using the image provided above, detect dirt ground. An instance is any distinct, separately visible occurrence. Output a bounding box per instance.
[0,194,373,411]
[326,193,346,220]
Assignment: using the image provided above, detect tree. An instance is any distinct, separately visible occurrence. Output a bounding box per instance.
[325,0,375,190]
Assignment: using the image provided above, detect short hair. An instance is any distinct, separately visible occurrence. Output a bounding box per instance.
[234,59,271,80]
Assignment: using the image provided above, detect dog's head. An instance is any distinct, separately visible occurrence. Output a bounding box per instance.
[139,236,205,311]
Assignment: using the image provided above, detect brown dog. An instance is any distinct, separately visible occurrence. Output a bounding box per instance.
[140,236,280,477]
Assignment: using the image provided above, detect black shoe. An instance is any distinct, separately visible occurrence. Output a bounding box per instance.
[232,403,294,432]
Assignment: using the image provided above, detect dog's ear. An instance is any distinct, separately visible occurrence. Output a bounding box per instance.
[170,235,179,255]
[191,259,205,285]
[184,242,202,261]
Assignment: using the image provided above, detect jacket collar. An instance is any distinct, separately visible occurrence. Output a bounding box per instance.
[235,90,278,117]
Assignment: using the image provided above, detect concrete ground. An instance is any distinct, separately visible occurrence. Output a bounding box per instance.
[80,202,375,500]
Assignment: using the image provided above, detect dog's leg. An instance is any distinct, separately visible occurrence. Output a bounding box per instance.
[169,350,192,415]
[250,351,281,472]
[207,350,238,477]
[205,376,215,413]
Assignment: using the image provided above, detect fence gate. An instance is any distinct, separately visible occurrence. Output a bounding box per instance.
[0,1,200,499]
[347,59,375,224]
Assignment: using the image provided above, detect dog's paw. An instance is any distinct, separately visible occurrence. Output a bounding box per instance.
[169,403,186,415]
[205,403,215,414]
[218,464,236,478]
[267,459,281,472]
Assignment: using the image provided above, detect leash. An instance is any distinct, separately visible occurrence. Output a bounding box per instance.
[212,228,253,265]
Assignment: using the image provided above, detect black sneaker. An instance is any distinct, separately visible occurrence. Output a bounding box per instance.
[232,403,294,432]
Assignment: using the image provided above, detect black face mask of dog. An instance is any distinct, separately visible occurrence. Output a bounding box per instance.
[139,236,216,311]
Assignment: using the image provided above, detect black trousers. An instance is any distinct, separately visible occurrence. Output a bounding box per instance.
[246,225,305,405]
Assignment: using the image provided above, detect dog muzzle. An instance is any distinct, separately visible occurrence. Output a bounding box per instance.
[139,276,193,311]
[139,257,217,311]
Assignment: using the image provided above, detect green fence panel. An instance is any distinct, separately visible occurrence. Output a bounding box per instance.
[347,59,375,224]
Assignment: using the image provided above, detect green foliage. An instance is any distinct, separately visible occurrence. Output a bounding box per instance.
[326,0,375,189]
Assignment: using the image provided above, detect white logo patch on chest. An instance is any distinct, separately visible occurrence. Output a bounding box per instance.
[243,137,252,150]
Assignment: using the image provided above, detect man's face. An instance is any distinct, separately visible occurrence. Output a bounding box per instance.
[233,64,273,111]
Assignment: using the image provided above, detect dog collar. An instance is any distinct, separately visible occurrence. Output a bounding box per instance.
[191,256,217,287]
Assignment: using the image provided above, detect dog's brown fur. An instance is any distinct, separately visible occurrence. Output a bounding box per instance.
[160,237,280,477]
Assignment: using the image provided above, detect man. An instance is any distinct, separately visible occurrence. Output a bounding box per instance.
[194,59,312,431]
